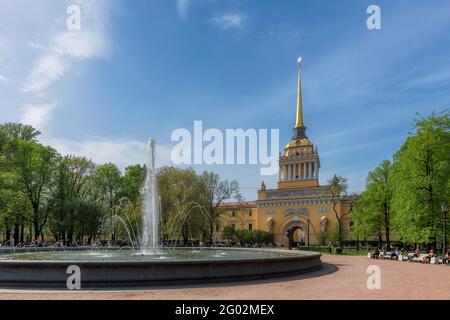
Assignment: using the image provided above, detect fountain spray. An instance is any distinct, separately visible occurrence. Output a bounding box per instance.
[141,138,159,254]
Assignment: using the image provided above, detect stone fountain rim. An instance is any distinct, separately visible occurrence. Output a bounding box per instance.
[0,247,321,265]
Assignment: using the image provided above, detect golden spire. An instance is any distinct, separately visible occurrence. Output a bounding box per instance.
[295,57,304,128]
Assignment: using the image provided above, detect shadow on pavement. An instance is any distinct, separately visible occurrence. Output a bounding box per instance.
[0,264,340,293]
[111,262,340,291]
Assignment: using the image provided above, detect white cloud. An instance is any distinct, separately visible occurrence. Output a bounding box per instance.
[21,30,107,94]
[53,30,106,59]
[211,12,245,30]
[21,53,69,94]
[20,103,57,130]
[18,0,113,131]
[403,68,450,87]
[42,136,174,171]
[0,74,7,82]
[177,0,192,20]
[22,30,108,95]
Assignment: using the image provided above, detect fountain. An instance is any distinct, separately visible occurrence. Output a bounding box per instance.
[0,138,322,289]
[141,138,159,254]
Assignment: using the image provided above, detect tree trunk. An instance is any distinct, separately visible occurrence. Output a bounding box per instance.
[20,224,25,243]
[67,232,73,245]
[378,234,383,249]
[33,221,39,241]
[385,225,391,250]
[384,202,391,250]
[209,216,214,244]
[13,224,19,244]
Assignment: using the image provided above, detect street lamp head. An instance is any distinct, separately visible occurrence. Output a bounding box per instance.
[442,202,448,213]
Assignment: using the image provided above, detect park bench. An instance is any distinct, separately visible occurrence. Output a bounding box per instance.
[368,251,380,259]
[407,253,427,262]
[376,251,400,260]
[369,251,447,265]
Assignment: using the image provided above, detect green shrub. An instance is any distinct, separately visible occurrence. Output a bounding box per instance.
[222,227,274,245]
[317,232,329,245]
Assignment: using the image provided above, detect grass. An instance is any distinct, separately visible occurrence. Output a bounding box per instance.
[298,246,369,256]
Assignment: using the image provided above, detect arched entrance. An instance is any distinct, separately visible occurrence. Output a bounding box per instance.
[292,228,306,246]
[283,220,308,250]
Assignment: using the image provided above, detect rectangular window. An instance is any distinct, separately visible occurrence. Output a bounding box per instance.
[232,210,236,217]
[249,210,252,217]
[248,224,253,231]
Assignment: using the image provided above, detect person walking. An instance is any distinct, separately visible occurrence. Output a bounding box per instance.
[327,241,333,254]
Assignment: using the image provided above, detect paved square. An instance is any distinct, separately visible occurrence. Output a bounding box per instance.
[0,255,448,300]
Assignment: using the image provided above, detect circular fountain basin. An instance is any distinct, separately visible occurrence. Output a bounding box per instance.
[0,247,321,289]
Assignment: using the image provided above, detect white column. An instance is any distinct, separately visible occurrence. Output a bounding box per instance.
[288,165,292,181]
[308,162,312,179]
[314,161,319,178]
[293,164,295,180]
[311,162,315,179]
[304,162,307,179]
[303,162,308,180]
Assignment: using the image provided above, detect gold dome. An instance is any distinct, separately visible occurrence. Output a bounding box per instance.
[285,137,312,149]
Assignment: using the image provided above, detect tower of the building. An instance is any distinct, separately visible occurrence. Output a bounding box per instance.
[278,57,320,189]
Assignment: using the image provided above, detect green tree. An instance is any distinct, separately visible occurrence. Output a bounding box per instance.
[199,171,241,243]
[120,164,146,205]
[158,167,205,243]
[48,155,95,243]
[351,203,377,248]
[221,224,236,243]
[92,163,123,241]
[317,231,329,246]
[72,199,103,244]
[0,123,40,146]
[356,160,395,249]
[392,111,449,246]
[11,140,57,240]
[0,123,41,243]
[328,175,355,248]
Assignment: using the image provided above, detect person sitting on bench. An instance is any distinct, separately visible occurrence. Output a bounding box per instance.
[390,247,402,260]
[423,249,435,264]
[442,249,449,265]
[408,247,420,261]
[373,248,380,259]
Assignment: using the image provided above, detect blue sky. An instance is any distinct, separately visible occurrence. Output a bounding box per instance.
[0,0,449,200]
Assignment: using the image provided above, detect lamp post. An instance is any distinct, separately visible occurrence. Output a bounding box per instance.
[442,202,448,255]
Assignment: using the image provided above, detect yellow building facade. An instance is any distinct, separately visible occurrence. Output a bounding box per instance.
[219,58,353,247]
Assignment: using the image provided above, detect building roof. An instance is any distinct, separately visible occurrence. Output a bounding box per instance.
[219,201,257,208]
